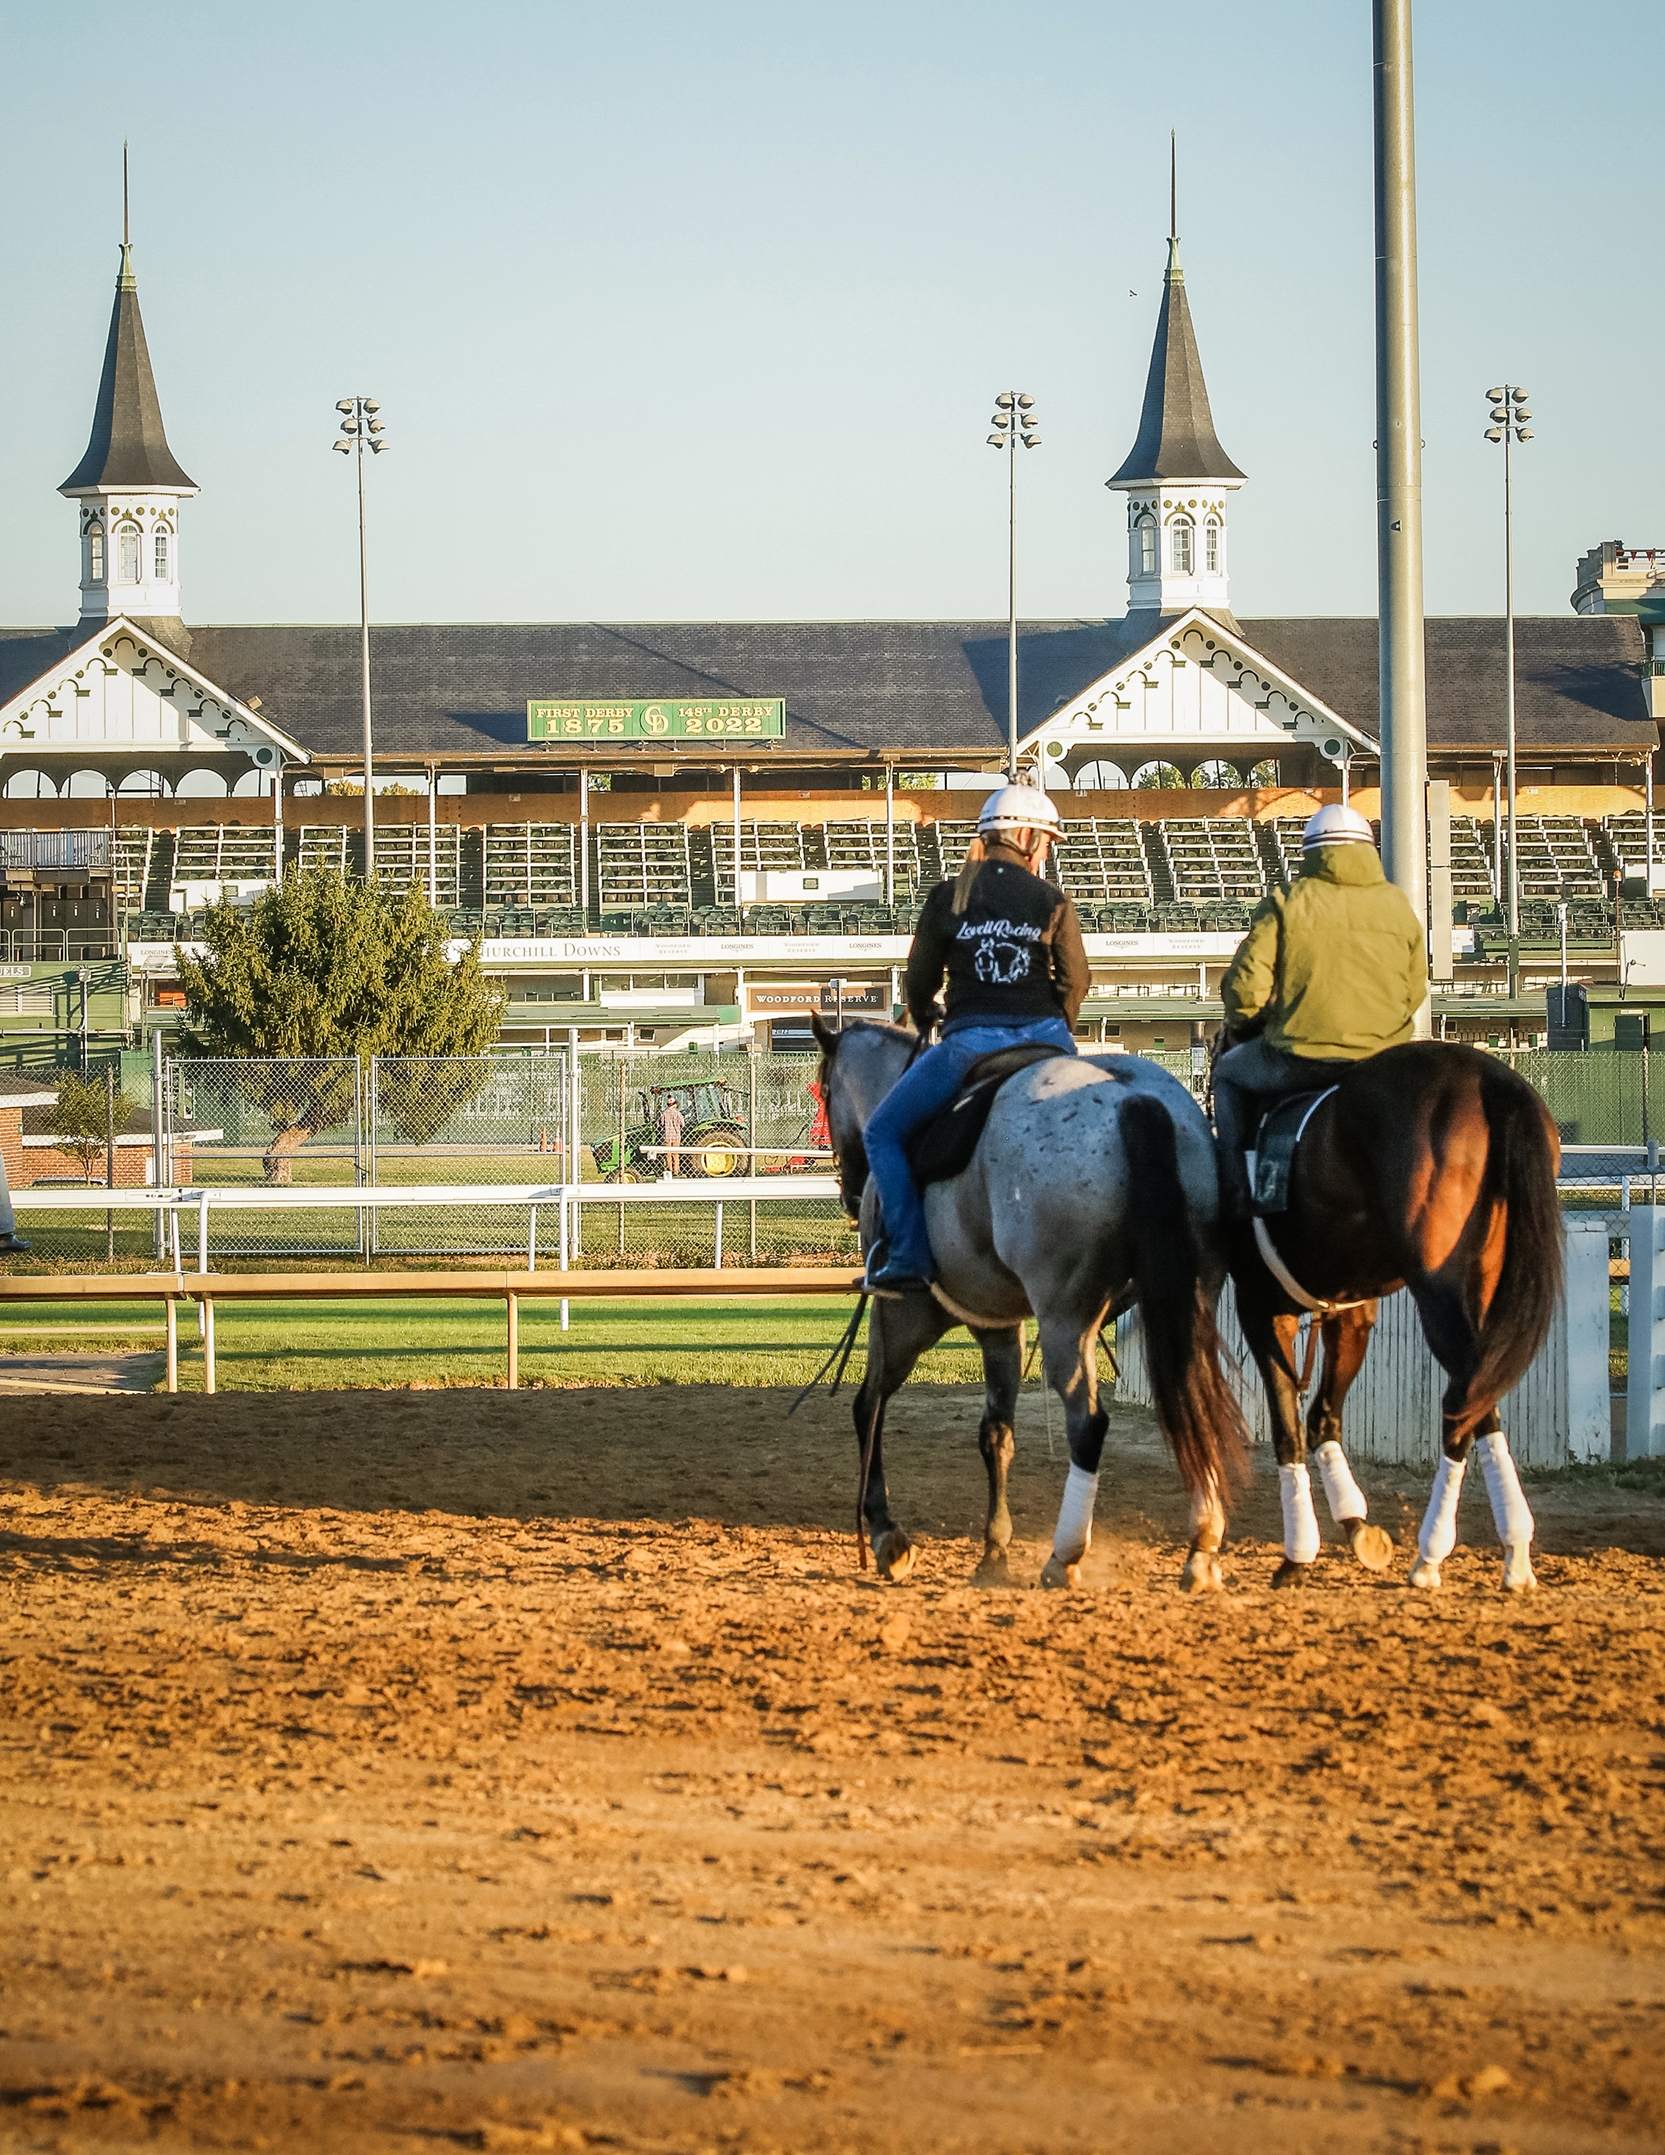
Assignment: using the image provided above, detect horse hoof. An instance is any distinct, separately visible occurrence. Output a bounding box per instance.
[1039,1554,1082,1592]
[1501,1543,1538,1593]
[1408,1557,1442,1590]
[1179,1551,1224,1594]
[1271,1559,1314,1591]
[971,1548,1011,1588]
[872,1529,915,1583]
[1345,1520,1395,1573]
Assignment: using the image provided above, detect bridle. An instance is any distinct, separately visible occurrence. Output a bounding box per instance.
[820,1023,924,1221]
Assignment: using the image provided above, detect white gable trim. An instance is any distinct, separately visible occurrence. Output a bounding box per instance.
[1018,608,1376,765]
[0,617,307,762]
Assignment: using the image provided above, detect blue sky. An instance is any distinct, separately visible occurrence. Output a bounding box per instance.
[0,0,1653,629]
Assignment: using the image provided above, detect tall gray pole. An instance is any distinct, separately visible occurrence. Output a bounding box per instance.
[357,421,374,878]
[1373,0,1428,940]
[1503,417,1518,964]
[1007,425,1018,781]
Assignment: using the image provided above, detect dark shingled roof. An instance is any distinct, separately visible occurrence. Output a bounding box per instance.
[0,614,1649,762]
[1107,240,1245,486]
[59,248,196,494]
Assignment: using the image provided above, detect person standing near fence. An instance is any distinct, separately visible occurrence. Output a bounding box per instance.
[661,1096,684,1178]
[0,1133,27,1253]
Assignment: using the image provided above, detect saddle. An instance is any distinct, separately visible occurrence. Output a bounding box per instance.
[905,1043,1068,1189]
[1246,1088,1338,1216]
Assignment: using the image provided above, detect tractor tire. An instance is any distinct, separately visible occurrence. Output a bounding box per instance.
[689,1124,745,1178]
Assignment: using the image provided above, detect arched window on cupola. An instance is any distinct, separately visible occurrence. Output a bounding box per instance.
[154,529,170,580]
[1171,516,1195,575]
[1204,518,1222,575]
[1134,512,1157,578]
[116,525,140,583]
[88,526,105,582]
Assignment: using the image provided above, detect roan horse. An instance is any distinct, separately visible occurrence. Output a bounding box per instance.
[1225,1039,1562,1591]
[813,1016,1250,1590]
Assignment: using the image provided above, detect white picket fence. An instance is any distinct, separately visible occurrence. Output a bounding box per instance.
[1113,1211,1611,1472]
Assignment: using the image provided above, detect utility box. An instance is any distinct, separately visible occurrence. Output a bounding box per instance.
[1546,983,1589,1050]
[1616,1011,1651,1053]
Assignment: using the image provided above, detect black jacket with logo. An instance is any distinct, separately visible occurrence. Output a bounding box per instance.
[905,841,1091,1036]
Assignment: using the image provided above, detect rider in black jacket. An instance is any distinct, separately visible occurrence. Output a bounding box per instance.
[862,784,1088,1295]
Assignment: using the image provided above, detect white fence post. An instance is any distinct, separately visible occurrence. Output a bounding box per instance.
[1627,1204,1665,1459]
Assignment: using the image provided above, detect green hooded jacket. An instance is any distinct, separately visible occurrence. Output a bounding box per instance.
[1221,844,1428,1061]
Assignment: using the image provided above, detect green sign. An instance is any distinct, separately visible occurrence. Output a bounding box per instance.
[527,697,786,744]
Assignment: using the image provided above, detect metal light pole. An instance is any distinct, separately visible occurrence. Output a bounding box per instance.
[987,392,1041,781]
[332,396,389,876]
[1373,0,1429,949]
[1484,384,1532,992]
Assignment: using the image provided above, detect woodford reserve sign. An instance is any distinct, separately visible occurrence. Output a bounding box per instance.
[527,697,786,743]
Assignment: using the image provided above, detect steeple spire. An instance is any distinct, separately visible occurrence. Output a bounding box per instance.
[60,157,194,495]
[59,157,197,633]
[1105,162,1245,613]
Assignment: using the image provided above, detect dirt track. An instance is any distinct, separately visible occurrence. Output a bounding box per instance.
[3,1381,1665,2154]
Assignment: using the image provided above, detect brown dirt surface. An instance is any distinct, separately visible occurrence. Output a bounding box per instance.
[4,1382,1665,2154]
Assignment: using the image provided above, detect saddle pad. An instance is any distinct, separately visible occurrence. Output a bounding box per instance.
[905,1043,1068,1189]
[1251,1088,1334,1216]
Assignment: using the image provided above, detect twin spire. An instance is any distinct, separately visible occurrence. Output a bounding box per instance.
[60,144,195,497]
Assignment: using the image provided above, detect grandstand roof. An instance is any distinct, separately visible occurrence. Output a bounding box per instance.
[0,612,1649,768]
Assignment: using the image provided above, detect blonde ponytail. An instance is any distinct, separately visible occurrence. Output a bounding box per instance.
[951,836,986,915]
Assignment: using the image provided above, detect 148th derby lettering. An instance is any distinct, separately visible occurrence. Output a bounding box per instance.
[954,916,1042,942]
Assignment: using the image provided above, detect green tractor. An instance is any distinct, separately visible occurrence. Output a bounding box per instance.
[592,1080,748,1181]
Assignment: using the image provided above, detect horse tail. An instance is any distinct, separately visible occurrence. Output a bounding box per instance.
[1466,1060,1563,1421]
[1121,1091,1251,1503]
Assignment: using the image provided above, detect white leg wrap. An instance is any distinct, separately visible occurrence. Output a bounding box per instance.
[1051,1463,1100,1565]
[1475,1431,1534,1549]
[1418,1453,1466,1568]
[1279,1463,1321,1565]
[1313,1439,1368,1525]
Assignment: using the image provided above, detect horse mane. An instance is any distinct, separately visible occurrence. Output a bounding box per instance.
[815,1016,917,1100]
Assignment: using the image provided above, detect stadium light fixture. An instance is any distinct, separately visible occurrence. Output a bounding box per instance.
[988,389,1042,781]
[1484,383,1533,988]
[333,395,390,874]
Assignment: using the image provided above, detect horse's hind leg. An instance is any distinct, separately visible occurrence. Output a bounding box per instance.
[1404,1276,1534,1591]
[1037,1313,1110,1593]
[1308,1304,1393,1572]
[970,1322,1023,1585]
[1234,1270,1319,1588]
[852,1295,953,1583]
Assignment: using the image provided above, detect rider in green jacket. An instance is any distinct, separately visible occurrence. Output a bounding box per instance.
[1213,803,1428,1217]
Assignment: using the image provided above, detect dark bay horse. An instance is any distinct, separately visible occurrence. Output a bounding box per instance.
[814,1017,1249,1590]
[1227,1040,1562,1591]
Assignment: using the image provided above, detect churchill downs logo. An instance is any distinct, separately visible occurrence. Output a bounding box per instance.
[956,915,1041,987]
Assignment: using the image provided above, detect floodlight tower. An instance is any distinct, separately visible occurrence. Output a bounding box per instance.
[332,396,390,872]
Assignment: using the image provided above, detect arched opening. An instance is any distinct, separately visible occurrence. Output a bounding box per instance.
[116,525,140,583]
[1134,513,1157,578]
[118,769,170,798]
[1132,761,1185,790]
[65,769,113,797]
[1247,758,1280,788]
[1191,761,1241,789]
[88,528,105,582]
[231,770,271,798]
[2,769,56,799]
[1171,517,1195,575]
[1204,519,1222,575]
[175,768,230,798]
[154,529,170,580]
[1074,760,1129,791]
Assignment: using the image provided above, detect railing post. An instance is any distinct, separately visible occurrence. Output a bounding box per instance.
[165,1295,178,1394]
[202,1297,216,1395]
[1627,1203,1665,1459]
[506,1290,519,1390]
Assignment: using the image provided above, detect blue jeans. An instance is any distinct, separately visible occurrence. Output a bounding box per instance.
[863,1018,1078,1277]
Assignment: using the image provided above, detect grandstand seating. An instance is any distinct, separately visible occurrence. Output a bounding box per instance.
[1603,812,1665,883]
[1448,818,1496,905]
[298,826,351,876]
[375,822,464,906]
[596,823,694,913]
[1511,815,1602,899]
[168,825,277,907]
[1053,819,1153,905]
[113,827,154,908]
[1152,819,1265,903]
[483,822,576,908]
[822,819,927,898]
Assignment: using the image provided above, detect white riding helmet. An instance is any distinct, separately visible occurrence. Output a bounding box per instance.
[1302,803,1375,850]
[978,783,1064,838]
